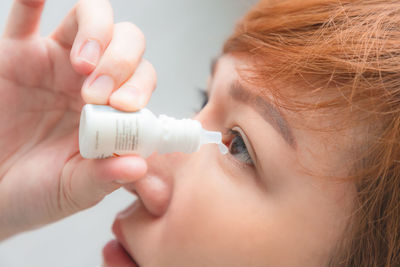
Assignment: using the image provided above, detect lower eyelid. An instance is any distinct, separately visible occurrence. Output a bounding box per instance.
[227,152,251,170]
[218,149,252,179]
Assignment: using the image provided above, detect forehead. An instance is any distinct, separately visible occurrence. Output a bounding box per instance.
[212,55,348,128]
[211,55,291,100]
[211,55,238,82]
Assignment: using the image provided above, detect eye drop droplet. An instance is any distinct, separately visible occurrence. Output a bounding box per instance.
[218,142,229,155]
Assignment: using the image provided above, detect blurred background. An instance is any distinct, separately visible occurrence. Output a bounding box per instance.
[0,0,256,266]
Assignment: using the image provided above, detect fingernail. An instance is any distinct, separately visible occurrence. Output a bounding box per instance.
[78,40,101,66]
[84,75,114,104]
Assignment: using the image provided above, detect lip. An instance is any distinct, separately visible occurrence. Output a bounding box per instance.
[103,239,139,267]
[112,219,132,255]
[102,219,141,267]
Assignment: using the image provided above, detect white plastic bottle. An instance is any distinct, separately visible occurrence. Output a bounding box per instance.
[79,104,228,159]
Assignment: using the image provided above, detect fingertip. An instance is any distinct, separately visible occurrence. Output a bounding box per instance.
[109,89,146,112]
[108,59,157,112]
[81,74,114,104]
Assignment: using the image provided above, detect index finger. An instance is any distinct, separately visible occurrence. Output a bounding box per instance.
[50,0,114,75]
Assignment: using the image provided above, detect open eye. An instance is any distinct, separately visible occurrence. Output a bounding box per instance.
[195,89,254,166]
[199,89,209,110]
[226,128,254,165]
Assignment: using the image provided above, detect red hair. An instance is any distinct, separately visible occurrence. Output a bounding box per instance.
[224,0,400,266]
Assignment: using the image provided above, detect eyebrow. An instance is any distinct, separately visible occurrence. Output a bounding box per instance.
[229,81,297,149]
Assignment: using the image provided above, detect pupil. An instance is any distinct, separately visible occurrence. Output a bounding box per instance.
[230,135,246,154]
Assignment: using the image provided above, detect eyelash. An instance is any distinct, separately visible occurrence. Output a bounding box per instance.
[196,88,254,167]
[197,88,208,111]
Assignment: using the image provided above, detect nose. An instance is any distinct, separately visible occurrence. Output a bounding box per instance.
[122,108,219,217]
[123,152,183,217]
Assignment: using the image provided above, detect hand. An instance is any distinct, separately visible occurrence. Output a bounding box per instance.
[0,0,157,240]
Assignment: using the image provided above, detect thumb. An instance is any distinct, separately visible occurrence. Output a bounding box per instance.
[59,154,147,214]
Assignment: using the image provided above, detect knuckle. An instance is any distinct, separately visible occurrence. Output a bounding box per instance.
[142,59,155,72]
[117,21,146,50]
[142,60,158,90]
[142,59,156,75]
[111,54,136,71]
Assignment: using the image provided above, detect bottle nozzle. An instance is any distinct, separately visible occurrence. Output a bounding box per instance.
[200,129,221,144]
[200,129,229,154]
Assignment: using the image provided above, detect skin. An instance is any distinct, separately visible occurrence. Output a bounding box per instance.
[0,0,155,239]
[107,56,357,267]
[0,0,357,265]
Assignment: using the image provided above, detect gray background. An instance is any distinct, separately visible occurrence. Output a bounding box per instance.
[0,0,256,266]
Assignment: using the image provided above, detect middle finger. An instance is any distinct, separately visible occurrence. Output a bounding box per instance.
[81,22,146,105]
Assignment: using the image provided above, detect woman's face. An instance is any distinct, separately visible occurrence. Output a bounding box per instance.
[103,55,356,267]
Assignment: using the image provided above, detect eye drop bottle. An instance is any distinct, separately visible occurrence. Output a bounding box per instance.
[79,104,228,159]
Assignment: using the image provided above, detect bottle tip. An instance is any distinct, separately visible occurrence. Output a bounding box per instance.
[200,129,229,155]
[200,130,221,144]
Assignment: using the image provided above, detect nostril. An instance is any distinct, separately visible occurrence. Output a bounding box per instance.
[132,174,172,217]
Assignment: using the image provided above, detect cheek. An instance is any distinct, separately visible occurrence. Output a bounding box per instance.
[117,145,354,267]
[160,153,353,267]
[158,152,276,266]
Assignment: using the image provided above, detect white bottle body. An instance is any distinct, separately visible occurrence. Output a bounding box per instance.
[79,104,204,159]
